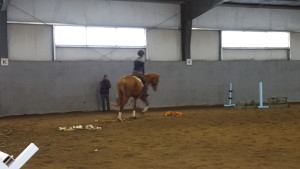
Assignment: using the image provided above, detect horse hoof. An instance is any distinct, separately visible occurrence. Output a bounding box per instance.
[117,117,123,122]
[142,106,149,113]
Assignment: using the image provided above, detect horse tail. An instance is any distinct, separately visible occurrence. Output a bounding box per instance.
[111,79,126,107]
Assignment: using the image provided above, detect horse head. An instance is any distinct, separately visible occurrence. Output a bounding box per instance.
[145,73,160,91]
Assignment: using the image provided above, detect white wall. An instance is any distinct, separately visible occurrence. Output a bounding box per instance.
[8,23,296,61]
[222,49,288,60]
[8,24,182,61]
[191,30,219,61]
[193,6,300,31]
[290,32,300,60]
[7,24,53,61]
[147,29,181,61]
[8,0,300,31]
[8,0,180,29]
[6,2,300,62]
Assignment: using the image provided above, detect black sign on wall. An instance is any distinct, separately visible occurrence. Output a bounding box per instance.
[0,11,8,58]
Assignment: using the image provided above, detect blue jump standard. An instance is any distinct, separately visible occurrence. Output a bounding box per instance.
[258,82,269,109]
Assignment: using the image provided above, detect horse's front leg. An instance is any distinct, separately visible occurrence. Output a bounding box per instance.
[140,97,149,113]
[132,97,137,119]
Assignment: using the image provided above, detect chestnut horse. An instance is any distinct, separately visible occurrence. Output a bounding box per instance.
[113,73,160,122]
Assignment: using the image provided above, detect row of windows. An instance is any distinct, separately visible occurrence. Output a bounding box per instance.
[54,26,290,48]
[222,31,289,48]
[54,26,146,47]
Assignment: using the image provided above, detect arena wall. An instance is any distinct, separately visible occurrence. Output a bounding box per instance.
[1,60,300,116]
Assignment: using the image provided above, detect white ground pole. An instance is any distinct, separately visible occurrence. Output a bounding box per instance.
[258,82,269,109]
[224,82,236,107]
[0,143,39,169]
[0,161,8,169]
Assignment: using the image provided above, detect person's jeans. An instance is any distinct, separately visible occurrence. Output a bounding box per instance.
[101,94,110,111]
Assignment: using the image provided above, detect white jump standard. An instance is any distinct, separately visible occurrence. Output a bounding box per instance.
[258,82,269,109]
[224,82,236,107]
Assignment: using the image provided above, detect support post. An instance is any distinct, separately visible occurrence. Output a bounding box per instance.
[180,0,226,61]
[1,0,11,11]
[258,82,269,109]
[0,10,8,59]
[180,3,192,61]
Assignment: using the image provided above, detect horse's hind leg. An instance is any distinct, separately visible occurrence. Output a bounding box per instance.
[140,97,149,113]
[132,98,137,119]
[117,103,125,122]
[117,97,129,122]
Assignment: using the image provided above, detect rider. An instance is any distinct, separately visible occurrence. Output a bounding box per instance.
[132,50,148,97]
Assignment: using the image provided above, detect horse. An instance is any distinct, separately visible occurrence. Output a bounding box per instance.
[113,73,160,122]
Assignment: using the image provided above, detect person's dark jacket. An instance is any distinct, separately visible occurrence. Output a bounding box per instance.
[100,80,111,94]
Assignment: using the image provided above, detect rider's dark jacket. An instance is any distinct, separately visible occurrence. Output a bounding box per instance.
[133,57,145,74]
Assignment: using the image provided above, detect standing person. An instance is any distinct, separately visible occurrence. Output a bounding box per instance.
[100,75,111,111]
[132,50,148,97]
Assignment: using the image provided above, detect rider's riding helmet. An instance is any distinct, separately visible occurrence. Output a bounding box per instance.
[137,50,145,57]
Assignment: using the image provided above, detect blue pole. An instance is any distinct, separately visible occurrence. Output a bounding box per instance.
[258,82,269,108]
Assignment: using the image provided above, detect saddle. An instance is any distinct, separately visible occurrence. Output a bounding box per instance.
[132,75,148,98]
[132,76,144,87]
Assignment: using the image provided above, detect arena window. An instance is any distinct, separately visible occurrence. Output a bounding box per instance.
[222,31,290,48]
[54,26,146,48]
[221,31,290,60]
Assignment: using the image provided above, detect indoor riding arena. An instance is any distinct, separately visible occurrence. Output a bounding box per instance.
[1,1,300,169]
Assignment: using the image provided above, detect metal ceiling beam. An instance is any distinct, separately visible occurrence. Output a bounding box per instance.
[181,0,226,61]
[110,0,186,4]
[188,0,226,19]
[1,0,10,11]
[225,0,300,6]
[221,3,300,10]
